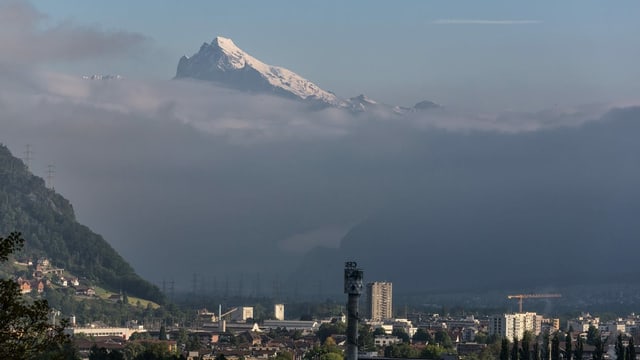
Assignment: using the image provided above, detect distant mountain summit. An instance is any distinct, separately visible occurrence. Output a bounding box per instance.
[176,36,342,107]
[176,36,439,113]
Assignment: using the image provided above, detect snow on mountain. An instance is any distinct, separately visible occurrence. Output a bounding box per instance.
[346,94,379,112]
[176,36,342,107]
[175,36,441,113]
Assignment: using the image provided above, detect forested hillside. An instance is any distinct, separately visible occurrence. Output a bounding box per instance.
[0,144,164,303]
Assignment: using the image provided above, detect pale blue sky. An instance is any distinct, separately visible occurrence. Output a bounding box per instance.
[29,0,640,110]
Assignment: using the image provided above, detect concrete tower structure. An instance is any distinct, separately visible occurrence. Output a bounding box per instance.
[366,282,393,321]
[344,262,363,360]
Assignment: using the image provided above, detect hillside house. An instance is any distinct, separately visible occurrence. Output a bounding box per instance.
[33,280,44,293]
[75,287,96,296]
[18,280,32,294]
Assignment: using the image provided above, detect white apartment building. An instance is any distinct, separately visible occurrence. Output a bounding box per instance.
[274,303,285,320]
[232,306,254,322]
[567,314,600,332]
[366,282,393,321]
[489,312,542,341]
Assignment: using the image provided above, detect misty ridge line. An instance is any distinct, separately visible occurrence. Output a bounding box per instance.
[6,71,616,144]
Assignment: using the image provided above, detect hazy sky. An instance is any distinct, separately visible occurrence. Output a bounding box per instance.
[2,0,640,293]
[27,0,640,110]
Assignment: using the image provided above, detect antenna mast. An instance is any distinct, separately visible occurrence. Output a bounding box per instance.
[23,144,33,170]
[46,165,55,189]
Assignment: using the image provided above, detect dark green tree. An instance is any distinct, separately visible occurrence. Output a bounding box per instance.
[565,333,572,360]
[131,341,180,360]
[532,342,540,360]
[89,345,124,360]
[158,325,167,340]
[551,334,560,360]
[384,343,419,358]
[586,325,600,346]
[186,333,202,351]
[511,337,519,360]
[478,340,501,360]
[317,322,346,344]
[421,344,444,359]
[521,336,530,360]
[392,328,410,344]
[304,338,345,360]
[359,324,375,351]
[574,336,583,360]
[434,329,453,349]
[0,232,71,360]
[626,337,635,360]
[592,337,604,360]
[616,334,626,360]
[541,332,550,360]
[273,351,293,360]
[500,338,510,360]
[412,328,432,343]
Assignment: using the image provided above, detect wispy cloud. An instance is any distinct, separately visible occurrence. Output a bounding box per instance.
[433,19,541,25]
[0,1,148,65]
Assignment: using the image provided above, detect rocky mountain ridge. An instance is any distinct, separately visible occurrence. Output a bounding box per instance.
[176,36,439,113]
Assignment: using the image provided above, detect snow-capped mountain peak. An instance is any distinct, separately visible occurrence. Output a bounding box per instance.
[176,36,341,106]
[176,35,441,113]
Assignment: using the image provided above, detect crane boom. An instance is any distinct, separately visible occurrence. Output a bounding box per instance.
[507,293,562,312]
[220,307,238,318]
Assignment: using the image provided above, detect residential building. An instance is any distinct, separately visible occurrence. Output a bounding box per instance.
[232,307,254,322]
[374,335,401,347]
[489,312,542,341]
[567,314,599,333]
[274,304,285,321]
[366,282,393,321]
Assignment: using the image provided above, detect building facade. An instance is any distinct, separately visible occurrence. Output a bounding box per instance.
[274,303,285,321]
[489,312,542,341]
[366,282,393,321]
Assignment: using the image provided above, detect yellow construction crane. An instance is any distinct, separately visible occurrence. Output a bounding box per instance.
[507,294,562,313]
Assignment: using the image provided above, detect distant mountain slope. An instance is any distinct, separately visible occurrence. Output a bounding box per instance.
[0,144,164,304]
[290,107,640,293]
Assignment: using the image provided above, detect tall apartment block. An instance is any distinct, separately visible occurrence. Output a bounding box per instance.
[366,282,393,321]
[274,303,285,320]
